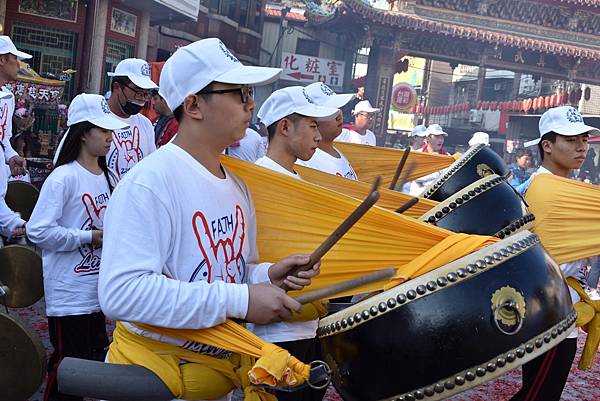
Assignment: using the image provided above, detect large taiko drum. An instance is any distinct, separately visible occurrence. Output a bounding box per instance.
[318,231,576,401]
[420,174,534,238]
[422,144,509,202]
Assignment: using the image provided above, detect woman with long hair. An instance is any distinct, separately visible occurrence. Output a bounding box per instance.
[27,93,127,401]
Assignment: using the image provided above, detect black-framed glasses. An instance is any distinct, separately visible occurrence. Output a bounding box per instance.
[121,83,151,101]
[198,86,254,104]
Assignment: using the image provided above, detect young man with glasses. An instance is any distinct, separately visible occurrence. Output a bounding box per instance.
[335,100,380,146]
[99,39,321,401]
[106,58,158,181]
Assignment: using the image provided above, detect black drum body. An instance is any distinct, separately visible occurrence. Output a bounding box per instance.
[422,144,509,202]
[421,174,534,238]
[318,231,576,401]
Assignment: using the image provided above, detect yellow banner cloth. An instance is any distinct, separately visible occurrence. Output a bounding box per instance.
[221,156,497,296]
[333,142,455,188]
[294,165,438,218]
[525,174,600,264]
[566,278,600,370]
[109,320,309,400]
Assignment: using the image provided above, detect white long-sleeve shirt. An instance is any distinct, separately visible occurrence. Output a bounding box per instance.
[99,143,271,355]
[227,128,265,163]
[0,90,20,162]
[106,113,156,180]
[0,90,26,235]
[27,161,110,316]
[296,147,358,180]
[335,127,376,146]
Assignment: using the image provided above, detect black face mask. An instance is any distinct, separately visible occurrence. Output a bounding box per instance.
[118,91,145,116]
[120,99,144,116]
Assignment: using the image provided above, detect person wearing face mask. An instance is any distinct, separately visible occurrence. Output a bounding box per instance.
[105,58,158,181]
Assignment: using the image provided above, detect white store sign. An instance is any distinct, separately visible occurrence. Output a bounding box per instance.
[281,52,345,88]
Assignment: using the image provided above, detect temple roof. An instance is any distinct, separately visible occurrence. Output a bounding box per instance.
[308,0,600,60]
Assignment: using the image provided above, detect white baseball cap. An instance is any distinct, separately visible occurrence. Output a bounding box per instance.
[468,131,489,147]
[352,100,380,114]
[0,36,32,59]
[53,94,129,164]
[410,124,427,137]
[107,58,158,90]
[524,106,600,147]
[257,86,340,128]
[304,82,354,109]
[425,123,447,136]
[159,38,281,111]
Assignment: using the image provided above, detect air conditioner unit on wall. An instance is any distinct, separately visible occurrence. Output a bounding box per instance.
[469,109,483,123]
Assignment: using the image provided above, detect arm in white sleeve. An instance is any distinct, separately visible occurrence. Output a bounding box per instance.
[0,197,25,237]
[26,178,92,251]
[2,96,18,162]
[98,182,250,329]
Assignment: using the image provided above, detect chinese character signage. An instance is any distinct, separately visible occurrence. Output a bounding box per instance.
[5,81,64,105]
[390,83,417,112]
[281,52,345,88]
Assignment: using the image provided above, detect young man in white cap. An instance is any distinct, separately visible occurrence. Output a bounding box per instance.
[255,86,338,177]
[99,38,320,401]
[335,99,380,146]
[0,36,32,237]
[468,131,489,147]
[105,58,158,180]
[511,105,599,401]
[408,124,427,151]
[296,82,358,179]
[253,85,338,401]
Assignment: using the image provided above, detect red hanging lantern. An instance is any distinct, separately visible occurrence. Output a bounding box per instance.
[477,100,483,109]
[543,96,550,109]
[538,96,545,109]
[525,98,533,112]
[561,93,568,104]
[584,87,591,101]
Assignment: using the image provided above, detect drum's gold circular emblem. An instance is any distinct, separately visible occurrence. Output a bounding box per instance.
[476,163,495,178]
[491,286,526,326]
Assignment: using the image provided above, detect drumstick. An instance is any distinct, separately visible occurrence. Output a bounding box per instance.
[293,268,396,304]
[395,197,419,214]
[389,148,411,190]
[283,177,381,286]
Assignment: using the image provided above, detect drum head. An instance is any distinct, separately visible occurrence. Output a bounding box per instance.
[0,311,46,400]
[6,180,39,221]
[0,245,43,308]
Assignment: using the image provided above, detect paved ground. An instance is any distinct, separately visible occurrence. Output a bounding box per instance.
[10,297,599,401]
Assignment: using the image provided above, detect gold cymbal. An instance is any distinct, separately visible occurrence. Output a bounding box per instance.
[0,311,46,400]
[0,245,43,308]
[6,181,39,221]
